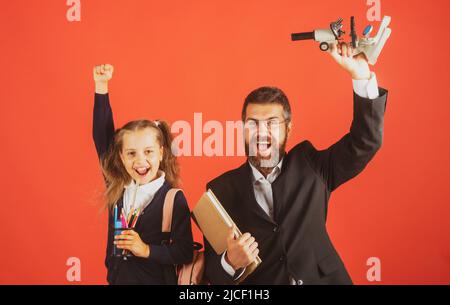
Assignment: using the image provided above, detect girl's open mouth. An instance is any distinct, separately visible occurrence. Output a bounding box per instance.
[134,166,150,177]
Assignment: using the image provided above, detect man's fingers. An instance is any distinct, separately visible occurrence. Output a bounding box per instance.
[251,248,260,260]
[245,248,259,265]
[355,51,368,62]
[248,241,258,252]
[341,43,348,58]
[227,226,235,241]
[329,42,341,62]
[347,45,353,57]
[238,233,252,244]
[243,237,255,248]
[335,42,357,57]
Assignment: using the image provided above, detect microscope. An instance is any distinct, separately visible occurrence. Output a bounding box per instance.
[291,16,392,65]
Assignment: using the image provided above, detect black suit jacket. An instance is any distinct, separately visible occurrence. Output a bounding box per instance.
[204,88,388,285]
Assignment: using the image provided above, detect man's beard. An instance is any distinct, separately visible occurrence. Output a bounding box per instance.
[245,134,287,176]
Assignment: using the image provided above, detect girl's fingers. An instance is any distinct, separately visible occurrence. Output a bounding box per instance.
[122,230,138,236]
[114,240,134,246]
[116,244,131,250]
[94,64,114,78]
[329,42,336,54]
[115,234,134,240]
[105,64,114,72]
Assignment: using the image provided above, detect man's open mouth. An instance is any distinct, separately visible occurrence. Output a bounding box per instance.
[257,141,272,154]
[134,166,150,177]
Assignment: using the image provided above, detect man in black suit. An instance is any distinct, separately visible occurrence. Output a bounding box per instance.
[204,42,388,285]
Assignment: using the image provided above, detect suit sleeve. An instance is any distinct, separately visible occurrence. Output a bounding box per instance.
[303,88,388,192]
[203,236,236,285]
[92,93,115,161]
[201,182,236,285]
[92,93,116,271]
[147,192,194,265]
[105,209,114,269]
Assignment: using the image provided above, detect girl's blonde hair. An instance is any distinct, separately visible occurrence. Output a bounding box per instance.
[101,119,180,211]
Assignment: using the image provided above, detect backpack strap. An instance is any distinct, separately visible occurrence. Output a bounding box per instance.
[162,188,182,233]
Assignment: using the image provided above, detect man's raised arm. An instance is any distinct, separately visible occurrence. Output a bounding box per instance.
[302,43,388,192]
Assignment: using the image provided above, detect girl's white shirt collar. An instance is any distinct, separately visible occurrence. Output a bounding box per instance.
[122,170,166,217]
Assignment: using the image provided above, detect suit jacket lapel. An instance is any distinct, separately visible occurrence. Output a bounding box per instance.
[272,150,293,222]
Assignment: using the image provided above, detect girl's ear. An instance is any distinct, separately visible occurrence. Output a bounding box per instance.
[159,145,164,162]
[119,151,125,164]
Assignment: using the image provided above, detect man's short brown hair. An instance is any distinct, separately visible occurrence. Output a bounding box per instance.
[241,86,292,122]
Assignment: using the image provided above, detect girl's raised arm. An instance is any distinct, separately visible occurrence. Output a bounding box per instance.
[92,64,115,160]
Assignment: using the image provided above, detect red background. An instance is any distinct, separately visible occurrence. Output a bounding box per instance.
[1,0,449,284]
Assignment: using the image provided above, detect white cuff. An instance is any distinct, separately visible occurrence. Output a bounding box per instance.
[352,72,379,99]
[221,251,246,279]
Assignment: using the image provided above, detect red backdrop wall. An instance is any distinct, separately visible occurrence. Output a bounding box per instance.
[1,0,449,284]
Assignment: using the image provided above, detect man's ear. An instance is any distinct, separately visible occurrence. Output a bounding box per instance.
[286,121,293,139]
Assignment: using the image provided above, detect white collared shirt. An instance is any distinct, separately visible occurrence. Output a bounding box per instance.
[353,72,379,99]
[248,159,283,219]
[122,170,166,218]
